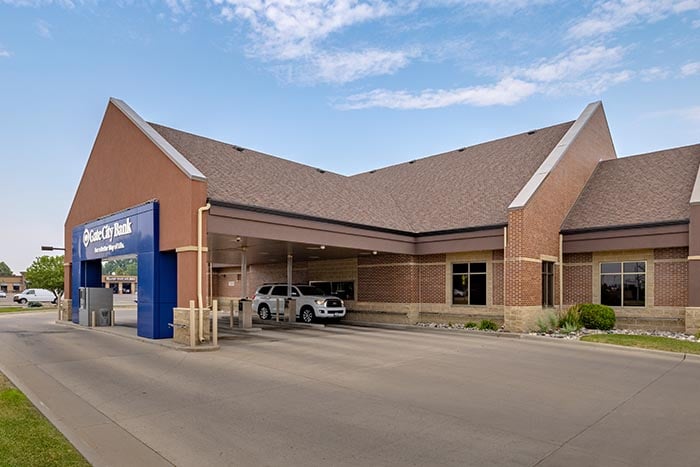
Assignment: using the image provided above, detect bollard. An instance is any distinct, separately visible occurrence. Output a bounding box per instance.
[212,300,218,346]
[111,308,115,327]
[286,298,296,323]
[230,300,235,329]
[91,310,95,328]
[189,300,196,347]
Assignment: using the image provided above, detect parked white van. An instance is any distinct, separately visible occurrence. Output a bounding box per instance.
[13,288,57,304]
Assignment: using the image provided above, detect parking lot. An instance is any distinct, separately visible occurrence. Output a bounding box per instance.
[0,310,699,466]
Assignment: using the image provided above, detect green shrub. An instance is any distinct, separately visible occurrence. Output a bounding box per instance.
[464,322,477,328]
[535,311,558,333]
[27,302,43,308]
[478,319,498,331]
[558,305,582,331]
[560,320,579,334]
[578,303,616,330]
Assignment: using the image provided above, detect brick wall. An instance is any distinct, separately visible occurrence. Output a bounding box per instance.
[654,247,688,307]
[358,254,416,303]
[563,253,593,305]
[357,254,448,304]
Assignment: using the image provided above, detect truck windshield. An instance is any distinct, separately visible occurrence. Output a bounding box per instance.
[296,286,326,296]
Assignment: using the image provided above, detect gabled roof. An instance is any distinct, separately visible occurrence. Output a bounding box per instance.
[149,123,414,232]
[562,144,700,232]
[351,122,573,232]
[150,120,574,234]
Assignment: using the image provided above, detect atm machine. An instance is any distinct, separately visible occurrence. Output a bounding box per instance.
[78,287,113,326]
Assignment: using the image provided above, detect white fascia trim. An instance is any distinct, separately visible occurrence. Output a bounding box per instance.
[689,165,700,205]
[509,101,602,210]
[109,97,206,182]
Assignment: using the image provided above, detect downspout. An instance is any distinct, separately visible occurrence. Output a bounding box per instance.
[559,233,564,313]
[503,227,507,309]
[198,202,211,343]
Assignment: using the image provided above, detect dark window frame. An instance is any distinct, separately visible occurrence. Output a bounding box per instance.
[451,262,487,306]
[542,261,555,308]
[600,261,646,307]
[308,281,355,300]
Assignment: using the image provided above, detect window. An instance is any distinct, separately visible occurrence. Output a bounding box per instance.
[452,263,487,305]
[270,285,288,296]
[600,261,645,307]
[257,286,271,295]
[309,281,355,300]
[542,261,554,307]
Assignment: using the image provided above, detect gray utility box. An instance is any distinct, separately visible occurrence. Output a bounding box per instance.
[78,287,114,326]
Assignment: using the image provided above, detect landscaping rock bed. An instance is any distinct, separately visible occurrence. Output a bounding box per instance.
[416,322,699,342]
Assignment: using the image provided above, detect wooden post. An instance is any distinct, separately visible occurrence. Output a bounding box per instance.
[212,300,218,346]
[189,300,196,348]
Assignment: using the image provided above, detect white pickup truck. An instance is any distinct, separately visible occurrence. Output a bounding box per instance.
[251,284,346,323]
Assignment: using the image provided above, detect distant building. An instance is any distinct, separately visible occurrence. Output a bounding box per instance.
[101,275,137,294]
[0,274,26,294]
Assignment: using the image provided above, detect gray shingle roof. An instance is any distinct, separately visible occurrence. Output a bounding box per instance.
[352,122,573,232]
[149,121,574,234]
[562,144,700,232]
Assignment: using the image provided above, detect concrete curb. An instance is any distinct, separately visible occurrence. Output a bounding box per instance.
[337,320,700,359]
[54,320,220,352]
[0,362,106,467]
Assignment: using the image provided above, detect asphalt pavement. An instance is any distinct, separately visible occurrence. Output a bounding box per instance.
[0,310,698,466]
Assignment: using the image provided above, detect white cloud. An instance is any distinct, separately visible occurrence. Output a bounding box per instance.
[35,19,52,39]
[547,70,634,95]
[337,43,637,110]
[1,0,77,6]
[646,106,700,123]
[639,66,671,81]
[568,0,700,38]
[693,19,700,27]
[681,61,700,76]
[163,0,192,15]
[312,48,417,83]
[0,48,11,57]
[338,77,537,110]
[213,0,404,60]
[513,45,625,82]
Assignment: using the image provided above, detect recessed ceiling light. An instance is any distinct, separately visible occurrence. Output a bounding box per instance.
[309,255,320,259]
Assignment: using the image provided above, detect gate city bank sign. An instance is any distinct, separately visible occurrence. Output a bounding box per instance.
[83,218,133,254]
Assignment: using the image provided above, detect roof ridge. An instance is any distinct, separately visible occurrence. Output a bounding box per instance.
[350,120,575,177]
[601,143,700,163]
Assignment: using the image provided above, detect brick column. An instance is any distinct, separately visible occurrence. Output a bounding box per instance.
[686,204,700,333]
[176,248,208,309]
[504,211,544,331]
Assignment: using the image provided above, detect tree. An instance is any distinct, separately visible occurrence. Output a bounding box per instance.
[0,261,12,276]
[25,255,64,297]
[102,258,137,276]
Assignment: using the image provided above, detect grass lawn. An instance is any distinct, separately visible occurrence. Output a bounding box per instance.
[0,373,89,466]
[0,307,30,313]
[0,306,55,313]
[581,334,700,355]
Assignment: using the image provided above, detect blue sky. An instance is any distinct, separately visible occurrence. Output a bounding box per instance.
[1,0,699,273]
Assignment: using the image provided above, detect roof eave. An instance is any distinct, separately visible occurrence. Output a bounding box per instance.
[208,199,506,238]
[560,219,689,235]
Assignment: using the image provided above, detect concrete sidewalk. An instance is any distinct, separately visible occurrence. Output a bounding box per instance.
[1,311,699,466]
